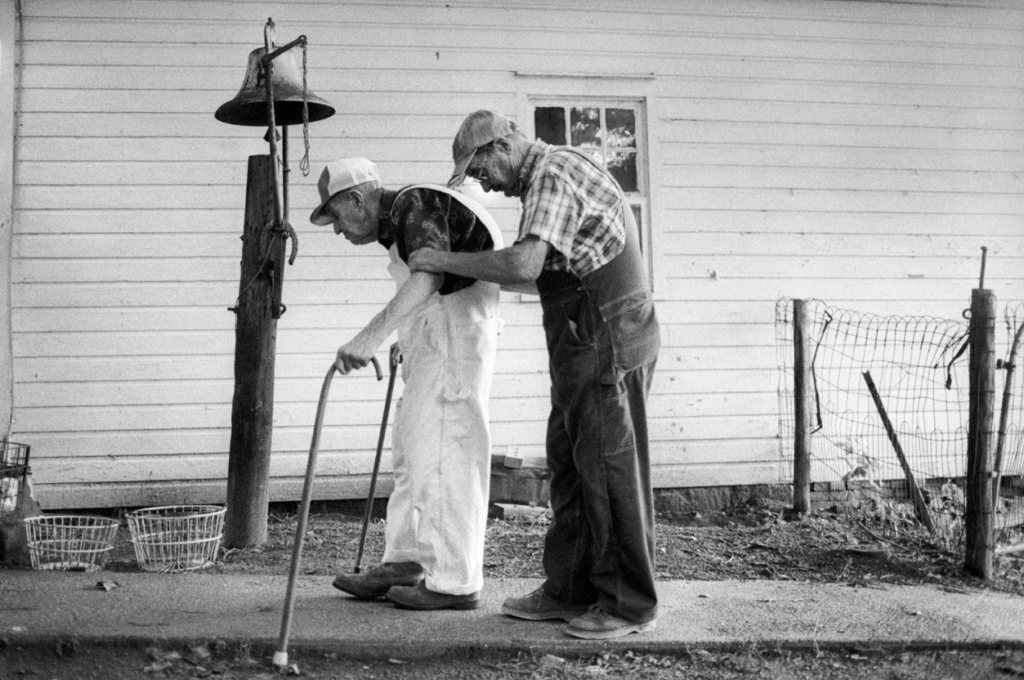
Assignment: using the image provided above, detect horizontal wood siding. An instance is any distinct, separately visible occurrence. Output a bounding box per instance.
[10,0,1023,508]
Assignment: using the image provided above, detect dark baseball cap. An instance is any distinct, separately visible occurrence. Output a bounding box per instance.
[448,110,515,188]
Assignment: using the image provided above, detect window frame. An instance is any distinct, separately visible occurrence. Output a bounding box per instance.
[514,72,665,295]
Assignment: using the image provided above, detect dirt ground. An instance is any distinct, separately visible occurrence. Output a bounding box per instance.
[98,495,1021,600]
[4,496,1024,678]
[3,642,1024,680]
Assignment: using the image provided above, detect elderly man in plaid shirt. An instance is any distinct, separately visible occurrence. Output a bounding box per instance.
[409,110,661,639]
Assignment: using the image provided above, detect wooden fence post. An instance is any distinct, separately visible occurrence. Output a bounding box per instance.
[965,287,996,579]
[224,154,284,548]
[793,299,812,515]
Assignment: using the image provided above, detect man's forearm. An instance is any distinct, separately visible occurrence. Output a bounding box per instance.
[411,239,548,286]
[429,250,521,286]
[340,271,441,369]
[361,271,441,344]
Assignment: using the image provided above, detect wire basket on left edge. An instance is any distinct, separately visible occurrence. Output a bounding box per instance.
[23,515,120,571]
[127,505,226,573]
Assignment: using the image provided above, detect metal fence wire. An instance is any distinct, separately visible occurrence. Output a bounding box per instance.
[775,299,1024,543]
[999,301,1024,535]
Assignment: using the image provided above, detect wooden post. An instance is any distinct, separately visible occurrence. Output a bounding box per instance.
[793,299,812,514]
[965,287,996,579]
[224,155,284,548]
[993,320,1024,512]
[862,371,935,533]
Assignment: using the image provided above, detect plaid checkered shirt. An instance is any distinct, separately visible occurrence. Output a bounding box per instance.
[516,141,626,278]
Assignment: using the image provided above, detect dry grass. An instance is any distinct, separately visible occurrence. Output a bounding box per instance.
[59,497,1015,597]
[8,495,1022,597]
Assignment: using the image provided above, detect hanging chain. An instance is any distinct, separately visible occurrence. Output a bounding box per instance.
[300,41,311,176]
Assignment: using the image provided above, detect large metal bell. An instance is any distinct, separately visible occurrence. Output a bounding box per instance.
[215,46,335,127]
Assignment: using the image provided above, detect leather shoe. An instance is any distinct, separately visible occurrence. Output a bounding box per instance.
[565,607,657,639]
[331,562,423,600]
[385,581,480,610]
[501,586,591,621]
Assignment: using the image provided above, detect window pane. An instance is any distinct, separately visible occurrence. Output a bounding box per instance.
[570,107,601,148]
[534,107,566,145]
[607,151,638,193]
[631,205,643,251]
[606,108,636,149]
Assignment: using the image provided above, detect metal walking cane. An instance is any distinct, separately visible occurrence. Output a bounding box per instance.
[274,356,383,670]
[355,342,402,573]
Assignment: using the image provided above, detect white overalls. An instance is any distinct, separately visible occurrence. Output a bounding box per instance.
[381,185,503,596]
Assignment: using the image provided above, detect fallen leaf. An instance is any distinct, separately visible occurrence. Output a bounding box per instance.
[143,661,174,673]
[746,542,781,552]
[185,644,212,666]
[845,545,886,558]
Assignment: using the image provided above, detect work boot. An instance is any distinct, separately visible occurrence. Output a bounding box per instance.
[331,562,424,600]
[500,586,592,621]
[385,581,480,611]
[565,607,657,640]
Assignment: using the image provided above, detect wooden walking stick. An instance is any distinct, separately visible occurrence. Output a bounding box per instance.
[354,342,402,574]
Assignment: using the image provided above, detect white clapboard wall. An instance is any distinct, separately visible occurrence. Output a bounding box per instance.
[9,0,1024,508]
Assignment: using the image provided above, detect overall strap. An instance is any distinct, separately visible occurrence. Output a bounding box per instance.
[554,149,651,318]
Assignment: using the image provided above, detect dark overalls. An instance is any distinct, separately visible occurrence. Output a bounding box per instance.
[535,185,661,624]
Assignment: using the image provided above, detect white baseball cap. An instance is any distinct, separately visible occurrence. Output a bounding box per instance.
[310,157,381,225]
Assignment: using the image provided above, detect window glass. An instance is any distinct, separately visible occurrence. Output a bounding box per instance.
[570,107,601,148]
[534,107,566,145]
[605,108,636,148]
[607,151,638,193]
[631,204,643,248]
[538,104,642,194]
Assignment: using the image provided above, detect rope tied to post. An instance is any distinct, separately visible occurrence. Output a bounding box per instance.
[300,41,311,176]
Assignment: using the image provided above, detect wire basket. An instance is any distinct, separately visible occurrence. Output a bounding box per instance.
[1,441,31,517]
[23,515,119,572]
[127,505,226,573]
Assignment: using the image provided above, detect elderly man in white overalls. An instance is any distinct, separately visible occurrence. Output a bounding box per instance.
[310,158,502,610]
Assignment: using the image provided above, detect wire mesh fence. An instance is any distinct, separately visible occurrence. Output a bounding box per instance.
[998,301,1024,545]
[776,298,1024,547]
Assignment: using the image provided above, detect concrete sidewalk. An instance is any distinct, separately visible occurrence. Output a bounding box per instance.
[2,572,1023,658]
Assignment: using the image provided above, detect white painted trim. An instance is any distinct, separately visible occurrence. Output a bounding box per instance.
[0,0,19,440]
[514,71,657,80]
